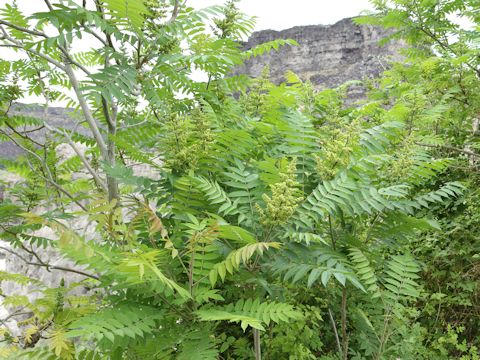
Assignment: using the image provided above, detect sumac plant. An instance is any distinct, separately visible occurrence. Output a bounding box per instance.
[0,0,477,359]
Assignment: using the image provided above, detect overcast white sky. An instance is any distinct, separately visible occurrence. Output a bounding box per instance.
[190,0,374,30]
[9,0,374,31]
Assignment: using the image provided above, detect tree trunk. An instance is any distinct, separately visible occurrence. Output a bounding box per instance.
[105,99,119,202]
[341,287,348,360]
[253,329,262,360]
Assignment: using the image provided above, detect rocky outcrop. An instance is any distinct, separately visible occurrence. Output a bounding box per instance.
[233,17,403,98]
[0,103,88,159]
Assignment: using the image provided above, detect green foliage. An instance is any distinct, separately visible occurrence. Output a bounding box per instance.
[349,248,379,294]
[102,0,148,30]
[209,242,281,286]
[383,254,421,300]
[176,329,219,360]
[0,0,479,358]
[66,304,164,346]
[196,298,303,331]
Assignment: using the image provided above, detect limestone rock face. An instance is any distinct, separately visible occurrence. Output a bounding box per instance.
[233,17,403,97]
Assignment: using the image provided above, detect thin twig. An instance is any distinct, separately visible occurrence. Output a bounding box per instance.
[0,20,47,38]
[341,288,349,360]
[328,308,344,358]
[0,246,99,281]
[0,26,66,71]
[415,142,480,158]
[0,308,30,328]
[43,0,54,11]
[44,123,108,192]
[0,130,88,211]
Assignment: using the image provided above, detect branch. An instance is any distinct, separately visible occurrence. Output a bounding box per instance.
[59,46,92,76]
[412,23,480,78]
[415,142,480,158]
[21,243,47,267]
[43,0,54,11]
[4,121,44,147]
[0,26,66,72]
[22,126,45,134]
[0,308,30,328]
[44,123,108,192]
[1,6,92,76]
[1,23,105,156]
[0,129,88,211]
[328,308,344,358]
[63,62,109,159]
[0,246,99,281]
[0,129,55,185]
[341,288,349,360]
[82,25,108,47]
[93,0,118,57]
[164,0,183,25]
[0,20,48,38]
[121,119,148,129]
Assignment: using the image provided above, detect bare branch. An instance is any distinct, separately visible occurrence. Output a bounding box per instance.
[44,123,108,192]
[0,246,99,281]
[63,62,109,159]
[164,0,185,25]
[0,308,30,328]
[0,26,67,72]
[0,20,48,38]
[22,126,45,134]
[4,121,44,147]
[82,25,109,47]
[328,308,344,358]
[43,0,54,11]
[415,142,480,158]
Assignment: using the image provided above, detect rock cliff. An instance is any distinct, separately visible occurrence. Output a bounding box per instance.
[233,17,403,96]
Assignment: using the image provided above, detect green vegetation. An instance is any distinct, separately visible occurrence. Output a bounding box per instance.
[0,0,478,359]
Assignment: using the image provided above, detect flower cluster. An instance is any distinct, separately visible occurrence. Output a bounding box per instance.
[257,159,303,226]
[164,108,215,173]
[315,120,360,180]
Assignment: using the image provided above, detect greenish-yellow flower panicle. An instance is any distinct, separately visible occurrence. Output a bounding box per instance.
[257,159,303,226]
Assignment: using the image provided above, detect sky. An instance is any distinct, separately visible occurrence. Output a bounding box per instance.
[9,0,375,31]
[189,0,375,31]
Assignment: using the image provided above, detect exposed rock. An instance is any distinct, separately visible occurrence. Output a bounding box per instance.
[233,17,403,100]
[0,103,87,159]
